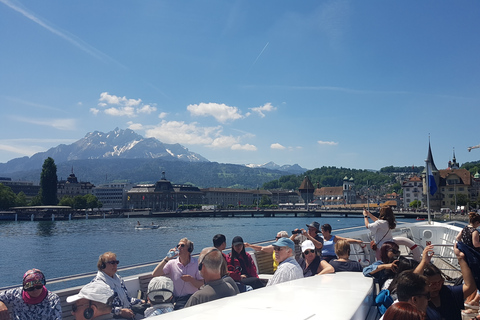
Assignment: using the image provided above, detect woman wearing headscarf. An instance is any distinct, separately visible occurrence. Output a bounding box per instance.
[0,268,61,320]
[92,252,141,319]
[227,236,265,289]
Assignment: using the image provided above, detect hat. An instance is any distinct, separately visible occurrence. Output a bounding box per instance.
[301,240,315,252]
[306,221,320,233]
[23,269,45,287]
[67,282,114,304]
[147,276,174,303]
[232,236,244,246]
[272,238,295,251]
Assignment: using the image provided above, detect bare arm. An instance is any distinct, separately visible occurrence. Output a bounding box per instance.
[335,235,363,245]
[317,260,335,275]
[455,229,463,242]
[472,230,480,248]
[181,275,204,289]
[245,243,274,253]
[302,229,323,249]
[0,301,9,320]
[414,245,434,274]
[368,260,398,275]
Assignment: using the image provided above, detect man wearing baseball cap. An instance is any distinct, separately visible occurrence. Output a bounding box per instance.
[266,238,303,286]
[67,282,114,320]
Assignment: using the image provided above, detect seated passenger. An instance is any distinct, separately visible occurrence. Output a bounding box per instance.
[152,238,204,310]
[144,276,174,317]
[92,252,142,318]
[227,236,265,289]
[185,248,239,307]
[363,241,400,289]
[297,240,334,276]
[212,234,229,261]
[245,231,289,272]
[328,239,363,272]
[0,268,61,320]
[67,281,115,320]
[267,238,303,286]
[414,244,476,320]
[320,224,363,262]
[383,301,425,320]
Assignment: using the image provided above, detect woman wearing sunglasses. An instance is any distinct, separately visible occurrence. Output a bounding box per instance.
[298,240,334,277]
[0,268,61,320]
[92,252,142,319]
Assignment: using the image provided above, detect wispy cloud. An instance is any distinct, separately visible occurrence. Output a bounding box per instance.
[318,140,338,146]
[3,96,69,113]
[232,144,257,151]
[250,102,276,118]
[0,138,76,157]
[0,0,124,67]
[187,102,245,123]
[11,116,76,130]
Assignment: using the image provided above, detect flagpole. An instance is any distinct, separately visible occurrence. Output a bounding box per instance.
[425,159,431,225]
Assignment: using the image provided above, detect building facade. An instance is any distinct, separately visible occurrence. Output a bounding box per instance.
[57,171,95,199]
[92,182,134,210]
[402,176,423,208]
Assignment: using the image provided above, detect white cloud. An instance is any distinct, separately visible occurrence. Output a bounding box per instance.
[271,143,286,150]
[127,121,144,131]
[211,136,240,148]
[187,102,244,123]
[250,102,276,118]
[318,140,338,146]
[96,92,158,118]
[232,144,257,151]
[105,106,135,117]
[137,104,157,114]
[158,112,168,119]
[90,108,100,115]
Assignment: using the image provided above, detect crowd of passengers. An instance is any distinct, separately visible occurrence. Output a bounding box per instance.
[2,206,480,320]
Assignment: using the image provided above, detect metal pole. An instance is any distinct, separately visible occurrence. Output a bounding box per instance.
[425,159,431,225]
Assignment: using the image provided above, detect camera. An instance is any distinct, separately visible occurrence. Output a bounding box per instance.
[292,230,302,234]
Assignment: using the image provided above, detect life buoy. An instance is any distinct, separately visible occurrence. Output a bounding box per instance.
[352,242,370,267]
[393,236,421,261]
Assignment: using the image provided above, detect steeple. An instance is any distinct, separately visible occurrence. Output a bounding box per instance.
[448,148,459,169]
[425,141,438,172]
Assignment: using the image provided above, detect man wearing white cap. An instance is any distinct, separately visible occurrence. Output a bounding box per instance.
[67,282,114,320]
[266,238,303,286]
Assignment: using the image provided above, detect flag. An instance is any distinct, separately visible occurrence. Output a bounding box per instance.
[427,162,437,196]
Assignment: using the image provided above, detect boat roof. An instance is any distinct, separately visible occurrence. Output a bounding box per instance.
[150,272,374,320]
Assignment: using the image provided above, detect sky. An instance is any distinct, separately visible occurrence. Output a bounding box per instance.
[1,1,480,171]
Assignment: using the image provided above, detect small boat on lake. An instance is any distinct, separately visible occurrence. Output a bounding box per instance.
[135,224,160,229]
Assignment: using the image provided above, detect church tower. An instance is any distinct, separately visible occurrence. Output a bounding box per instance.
[422,142,441,211]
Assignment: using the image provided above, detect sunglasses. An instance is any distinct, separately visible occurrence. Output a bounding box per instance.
[24,284,43,292]
[106,260,119,265]
[177,244,186,248]
[72,302,90,313]
[275,236,281,240]
[389,249,400,255]
[304,249,315,255]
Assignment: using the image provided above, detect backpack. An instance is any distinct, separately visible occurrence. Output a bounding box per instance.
[375,289,394,315]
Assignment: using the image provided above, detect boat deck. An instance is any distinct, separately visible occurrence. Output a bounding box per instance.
[148,272,376,320]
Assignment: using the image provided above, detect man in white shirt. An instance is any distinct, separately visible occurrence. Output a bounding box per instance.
[266,238,303,286]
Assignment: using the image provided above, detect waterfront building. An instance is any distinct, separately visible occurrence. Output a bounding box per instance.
[92,182,134,210]
[127,172,203,211]
[313,176,357,207]
[402,176,423,208]
[269,190,301,205]
[0,177,40,199]
[201,188,256,208]
[57,170,95,199]
[298,176,315,207]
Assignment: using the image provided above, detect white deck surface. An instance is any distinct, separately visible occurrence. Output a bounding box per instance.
[150,272,374,320]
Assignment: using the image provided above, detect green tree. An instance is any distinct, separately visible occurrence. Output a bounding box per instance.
[410,200,421,209]
[0,184,16,209]
[29,194,42,206]
[456,194,469,207]
[260,194,272,206]
[85,194,100,210]
[40,157,58,205]
[73,195,87,209]
[58,196,74,207]
[15,191,28,206]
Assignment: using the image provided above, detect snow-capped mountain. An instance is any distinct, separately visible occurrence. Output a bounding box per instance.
[245,161,307,174]
[0,128,208,174]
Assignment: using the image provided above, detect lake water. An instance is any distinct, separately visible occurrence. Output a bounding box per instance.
[0,215,415,290]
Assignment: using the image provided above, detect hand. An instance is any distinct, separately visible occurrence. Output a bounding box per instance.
[181,274,193,282]
[240,274,247,279]
[422,245,434,263]
[244,243,251,247]
[301,228,307,236]
[386,260,399,272]
[119,308,135,319]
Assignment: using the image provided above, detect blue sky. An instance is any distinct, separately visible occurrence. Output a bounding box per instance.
[1,1,479,171]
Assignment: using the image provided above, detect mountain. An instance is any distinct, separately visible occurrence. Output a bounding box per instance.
[0,128,208,174]
[245,161,307,174]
